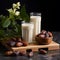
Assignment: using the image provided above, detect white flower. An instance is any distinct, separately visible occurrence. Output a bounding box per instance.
[16,2,20,9]
[17,2,20,6]
[16,6,20,9]
[8,8,13,13]
[13,3,17,9]
[12,2,20,9]
[15,11,20,16]
[7,2,21,19]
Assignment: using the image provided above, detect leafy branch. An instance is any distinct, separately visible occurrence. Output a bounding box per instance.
[20,5,30,22]
[0,2,30,40]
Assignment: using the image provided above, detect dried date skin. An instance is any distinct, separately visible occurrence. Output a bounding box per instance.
[13,51,20,56]
[4,50,13,56]
[26,49,33,57]
[23,41,28,46]
[26,51,33,57]
[7,40,16,47]
[15,42,23,47]
[37,30,52,38]
[38,49,47,54]
[48,31,53,37]
[45,32,49,37]
[41,30,47,34]
[28,52,33,57]
[39,34,45,38]
[10,41,16,47]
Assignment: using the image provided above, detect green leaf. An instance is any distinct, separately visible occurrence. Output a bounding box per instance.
[2,19,11,28]
[0,15,6,20]
[17,24,22,35]
[12,20,16,26]
[14,26,18,33]
[0,30,5,37]
[20,5,30,22]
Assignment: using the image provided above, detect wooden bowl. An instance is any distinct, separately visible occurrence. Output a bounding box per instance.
[35,36,53,45]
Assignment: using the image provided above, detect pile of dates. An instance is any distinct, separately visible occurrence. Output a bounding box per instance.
[7,37,28,47]
[4,48,47,56]
[5,37,33,56]
[35,30,53,45]
[4,49,33,57]
[4,50,26,56]
[37,30,53,38]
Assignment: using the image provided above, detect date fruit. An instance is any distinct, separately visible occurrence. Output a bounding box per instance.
[5,50,13,56]
[16,42,23,47]
[38,49,47,54]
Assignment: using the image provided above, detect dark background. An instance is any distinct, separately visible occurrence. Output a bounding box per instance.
[0,0,59,31]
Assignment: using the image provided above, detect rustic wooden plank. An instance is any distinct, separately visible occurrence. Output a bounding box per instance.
[12,41,59,52]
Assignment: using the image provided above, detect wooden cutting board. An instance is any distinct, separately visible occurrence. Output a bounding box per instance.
[12,41,59,52]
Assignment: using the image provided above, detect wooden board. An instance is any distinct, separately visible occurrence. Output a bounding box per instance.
[12,41,59,52]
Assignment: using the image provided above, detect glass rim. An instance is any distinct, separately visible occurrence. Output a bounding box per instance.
[30,12,41,16]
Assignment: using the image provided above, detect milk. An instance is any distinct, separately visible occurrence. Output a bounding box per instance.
[21,23,34,43]
[30,13,41,38]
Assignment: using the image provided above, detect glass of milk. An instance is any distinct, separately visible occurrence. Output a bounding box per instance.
[30,12,41,39]
[21,22,34,43]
